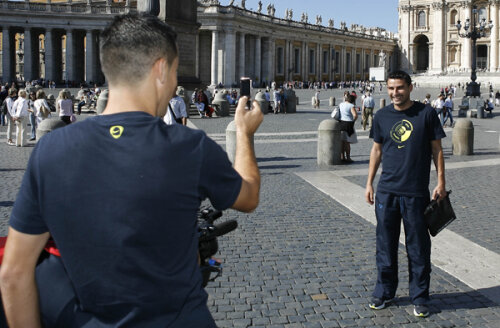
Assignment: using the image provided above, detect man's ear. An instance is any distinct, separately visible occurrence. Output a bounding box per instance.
[154,58,168,84]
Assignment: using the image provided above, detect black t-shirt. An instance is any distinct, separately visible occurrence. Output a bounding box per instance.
[10,112,242,327]
[370,102,446,197]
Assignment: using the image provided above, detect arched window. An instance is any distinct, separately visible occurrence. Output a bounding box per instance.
[478,7,487,22]
[418,11,426,27]
[450,9,458,25]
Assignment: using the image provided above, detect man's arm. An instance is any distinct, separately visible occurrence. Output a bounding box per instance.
[231,97,263,213]
[431,138,447,201]
[0,228,50,328]
[365,142,382,205]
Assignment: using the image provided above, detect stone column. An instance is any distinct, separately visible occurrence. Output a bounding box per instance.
[341,46,346,81]
[2,27,15,83]
[224,29,236,87]
[431,2,444,73]
[23,28,34,81]
[85,30,96,84]
[255,36,261,84]
[461,3,471,71]
[270,38,275,82]
[65,29,74,82]
[211,30,218,86]
[302,42,307,79]
[239,32,245,78]
[44,29,55,82]
[490,1,498,72]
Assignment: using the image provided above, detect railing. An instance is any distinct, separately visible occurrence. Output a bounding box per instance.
[200,3,396,42]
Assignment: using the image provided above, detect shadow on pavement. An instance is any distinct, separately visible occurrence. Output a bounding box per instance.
[0,201,14,207]
[258,164,302,170]
[257,156,315,162]
[0,168,25,172]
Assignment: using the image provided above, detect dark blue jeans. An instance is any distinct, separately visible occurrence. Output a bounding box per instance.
[373,191,431,305]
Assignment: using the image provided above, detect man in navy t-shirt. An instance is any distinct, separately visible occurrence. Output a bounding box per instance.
[0,14,263,327]
[365,71,447,318]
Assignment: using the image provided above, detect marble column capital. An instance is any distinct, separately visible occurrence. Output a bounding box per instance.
[460,1,471,9]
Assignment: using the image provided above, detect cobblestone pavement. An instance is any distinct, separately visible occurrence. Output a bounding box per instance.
[1,86,499,327]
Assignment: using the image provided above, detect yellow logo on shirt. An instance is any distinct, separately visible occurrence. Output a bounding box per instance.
[110,125,124,139]
[390,120,413,144]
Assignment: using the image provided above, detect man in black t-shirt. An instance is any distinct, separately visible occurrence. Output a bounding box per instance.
[0,14,263,327]
[365,71,447,318]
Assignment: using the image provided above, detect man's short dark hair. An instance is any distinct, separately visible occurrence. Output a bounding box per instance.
[100,13,178,84]
[387,70,412,86]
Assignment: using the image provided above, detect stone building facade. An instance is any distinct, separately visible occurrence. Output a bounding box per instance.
[1,0,397,86]
[197,1,397,87]
[399,0,499,74]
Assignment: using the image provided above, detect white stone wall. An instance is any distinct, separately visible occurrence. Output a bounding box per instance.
[399,0,500,74]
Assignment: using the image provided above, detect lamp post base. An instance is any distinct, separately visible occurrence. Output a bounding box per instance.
[466,81,481,97]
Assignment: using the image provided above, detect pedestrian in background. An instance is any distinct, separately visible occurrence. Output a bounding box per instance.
[57,90,74,125]
[3,88,18,145]
[27,91,37,141]
[339,94,358,163]
[0,86,7,126]
[365,71,447,318]
[361,91,375,131]
[11,89,29,147]
[442,93,454,127]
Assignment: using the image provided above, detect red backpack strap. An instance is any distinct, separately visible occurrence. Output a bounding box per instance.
[0,236,7,265]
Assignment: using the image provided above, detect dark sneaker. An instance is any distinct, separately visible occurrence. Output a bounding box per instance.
[413,304,430,317]
[369,297,393,310]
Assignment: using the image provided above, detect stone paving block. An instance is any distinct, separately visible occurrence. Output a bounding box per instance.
[232,318,252,327]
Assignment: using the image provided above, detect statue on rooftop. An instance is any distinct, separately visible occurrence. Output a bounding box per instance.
[240,0,245,9]
[328,19,334,28]
[257,1,262,13]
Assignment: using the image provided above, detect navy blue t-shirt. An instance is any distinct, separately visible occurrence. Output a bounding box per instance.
[370,102,446,197]
[10,112,242,327]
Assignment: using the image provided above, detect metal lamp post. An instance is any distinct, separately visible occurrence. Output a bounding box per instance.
[456,6,493,97]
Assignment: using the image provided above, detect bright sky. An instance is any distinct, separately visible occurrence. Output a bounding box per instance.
[224,0,400,33]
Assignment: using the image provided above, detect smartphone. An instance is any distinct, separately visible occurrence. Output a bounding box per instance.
[240,77,251,97]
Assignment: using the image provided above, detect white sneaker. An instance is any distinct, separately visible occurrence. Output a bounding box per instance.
[7,140,15,146]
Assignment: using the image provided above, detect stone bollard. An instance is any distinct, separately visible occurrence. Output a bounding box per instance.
[317,119,342,165]
[284,89,297,113]
[296,97,299,105]
[476,105,485,119]
[329,97,336,106]
[380,98,386,108]
[452,119,474,155]
[212,92,230,117]
[36,118,67,140]
[226,120,254,163]
[255,91,269,114]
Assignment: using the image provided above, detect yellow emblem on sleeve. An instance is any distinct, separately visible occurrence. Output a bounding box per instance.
[109,125,124,139]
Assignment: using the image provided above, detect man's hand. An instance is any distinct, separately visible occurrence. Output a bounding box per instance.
[432,185,447,202]
[365,184,375,205]
[234,97,263,136]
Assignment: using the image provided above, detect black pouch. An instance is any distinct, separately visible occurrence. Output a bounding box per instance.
[424,190,456,237]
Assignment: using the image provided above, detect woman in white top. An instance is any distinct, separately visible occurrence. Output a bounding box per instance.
[11,89,29,147]
[34,90,52,125]
[338,94,359,163]
[57,90,74,124]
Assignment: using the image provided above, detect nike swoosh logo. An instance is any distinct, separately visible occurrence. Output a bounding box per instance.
[398,145,405,149]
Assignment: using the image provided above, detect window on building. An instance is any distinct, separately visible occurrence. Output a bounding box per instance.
[417,11,426,27]
[365,54,370,70]
[335,51,340,72]
[277,47,284,74]
[323,50,328,74]
[450,10,458,25]
[346,53,351,73]
[478,7,487,22]
[309,49,315,74]
[356,53,361,73]
[294,48,300,74]
[450,47,457,63]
